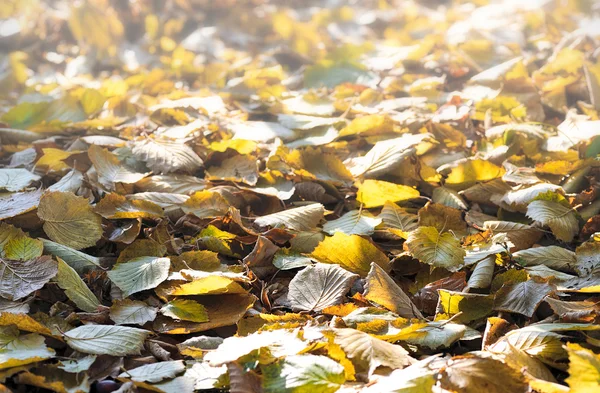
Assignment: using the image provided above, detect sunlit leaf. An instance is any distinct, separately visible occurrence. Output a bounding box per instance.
[311,232,389,276]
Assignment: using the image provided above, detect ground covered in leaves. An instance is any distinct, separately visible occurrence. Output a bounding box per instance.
[1,0,600,392]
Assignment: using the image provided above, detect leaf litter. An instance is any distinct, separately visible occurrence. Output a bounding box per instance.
[0,0,600,392]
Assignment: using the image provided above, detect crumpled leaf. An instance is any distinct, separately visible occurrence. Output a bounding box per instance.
[88,145,147,190]
[440,355,528,393]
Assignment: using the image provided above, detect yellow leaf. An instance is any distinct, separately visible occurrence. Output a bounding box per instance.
[339,115,393,137]
[405,227,466,272]
[3,236,43,260]
[94,193,164,219]
[37,191,103,250]
[210,139,257,155]
[117,239,167,263]
[181,191,229,218]
[356,179,420,208]
[80,88,106,115]
[170,276,247,296]
[0,313,53,337]
[444,159,506,189]
[34,148,78,174]
[566,343,600,393]
[311,232,389,276]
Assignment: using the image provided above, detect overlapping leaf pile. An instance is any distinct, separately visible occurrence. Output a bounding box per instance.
[1,0,600,392]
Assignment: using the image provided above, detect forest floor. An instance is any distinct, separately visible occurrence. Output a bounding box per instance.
[0,0,600,392]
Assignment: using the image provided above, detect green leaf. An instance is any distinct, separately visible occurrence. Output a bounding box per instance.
[3,236,43,260]
[41,238,102,274]
[55,257,100,312]
[63,325,149,356]
[263,354,345,393]
[160,299,209,323]
[107,256,171,297]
